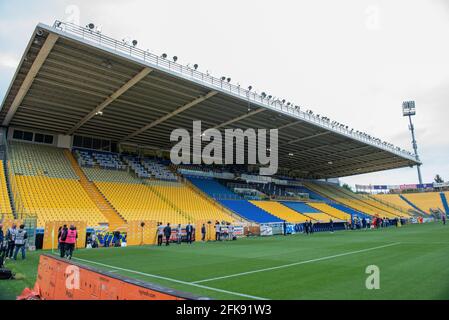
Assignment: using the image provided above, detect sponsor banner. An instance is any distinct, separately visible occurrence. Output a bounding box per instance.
[355,184,372,191]
[33,254,204,300]
[433,182,449,188]
[271,224,284,235]
[179,169,235,180]
[286,224,296,234]
[416,183,434,189]
[260,225,273,236]
[357,183,440,191]
[400,184,417,190]
[233,226,244,236]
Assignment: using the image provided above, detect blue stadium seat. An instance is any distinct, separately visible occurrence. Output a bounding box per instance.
[188,177,241,200]
[328,203,370,219]
[440,193,449,215]
[281,201,321,213]
[219,200,282,223]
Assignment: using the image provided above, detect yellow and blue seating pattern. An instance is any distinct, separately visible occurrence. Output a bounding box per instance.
[249,201,310,222]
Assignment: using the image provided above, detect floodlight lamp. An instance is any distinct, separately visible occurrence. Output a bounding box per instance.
[87,23,95,30]
[173,56,178,62]
[161,53,167,59]
[132,40,138,46]
[193,64,198,70]
[402,101,416,116]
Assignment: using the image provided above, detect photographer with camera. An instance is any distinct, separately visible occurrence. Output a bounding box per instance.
[13,224,27,260]
[5,223,17,259]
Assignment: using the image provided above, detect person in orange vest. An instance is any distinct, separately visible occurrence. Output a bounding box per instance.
[65,225,78,260]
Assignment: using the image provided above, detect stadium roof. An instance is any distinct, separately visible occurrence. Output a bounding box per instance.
[0,21,420,179]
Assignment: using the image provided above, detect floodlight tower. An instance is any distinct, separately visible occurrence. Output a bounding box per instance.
[402,101,423,185]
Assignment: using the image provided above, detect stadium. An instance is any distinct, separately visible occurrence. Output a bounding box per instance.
[0,18,448,302]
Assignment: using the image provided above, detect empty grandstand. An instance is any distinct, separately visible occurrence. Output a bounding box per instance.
[0,20,440,249]
[0,16,448,303]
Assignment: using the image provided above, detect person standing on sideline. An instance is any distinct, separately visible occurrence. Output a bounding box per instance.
[5,224,17,259]
[201,224,206,242]
[59,224,68,258]
[329,219,334,233]
[57,226,62,251]
[164,223,172,246]
[91,232,98,248]
[228,223,234,240]
[441,212,446,225]
[65,225,78,260]
[309,220,314,234]
[0,225,4,248]
[157,222,164,246]
[0,225,4,255]
[13,224,28,260]
[185,222,193,244]
[283,220,287,236]
[304,221,309,235]
[176,224,182,244]
[215,222,221,241]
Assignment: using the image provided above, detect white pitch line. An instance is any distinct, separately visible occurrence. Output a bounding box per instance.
[192,242,401,284]
[70,256,268,300]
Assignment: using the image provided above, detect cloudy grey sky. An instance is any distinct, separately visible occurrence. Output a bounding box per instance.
[1,0,448,187]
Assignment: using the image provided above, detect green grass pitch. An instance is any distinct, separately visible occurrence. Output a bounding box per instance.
[1,222,448,300]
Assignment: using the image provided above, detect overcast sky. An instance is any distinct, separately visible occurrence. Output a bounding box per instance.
[1,0,448,187]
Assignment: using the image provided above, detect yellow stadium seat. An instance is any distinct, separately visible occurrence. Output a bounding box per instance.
[0,160,13,218]
[304,182,407,218]
[14,176,106,227]
[150,183,236,223]
[249,201,310,222]
[401,192,445,214]
[308,203,351,221]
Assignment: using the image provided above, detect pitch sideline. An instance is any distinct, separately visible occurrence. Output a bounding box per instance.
[192,242,401,284]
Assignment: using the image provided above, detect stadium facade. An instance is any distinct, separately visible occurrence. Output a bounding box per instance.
[1,21,446,244]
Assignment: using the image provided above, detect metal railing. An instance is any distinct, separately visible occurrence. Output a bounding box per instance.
[50,20,417,162]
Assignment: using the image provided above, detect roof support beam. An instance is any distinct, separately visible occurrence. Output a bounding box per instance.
[279,144,372,168]
[2,33,59,126]
[66,67,152,135]
[120,90,218,142]
[302,151,388,171]
[317,158,410,177]
[286,131,331,145]
[209,104,265,130]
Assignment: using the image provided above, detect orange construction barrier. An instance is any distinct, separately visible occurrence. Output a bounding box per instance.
[30,254,209,300]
